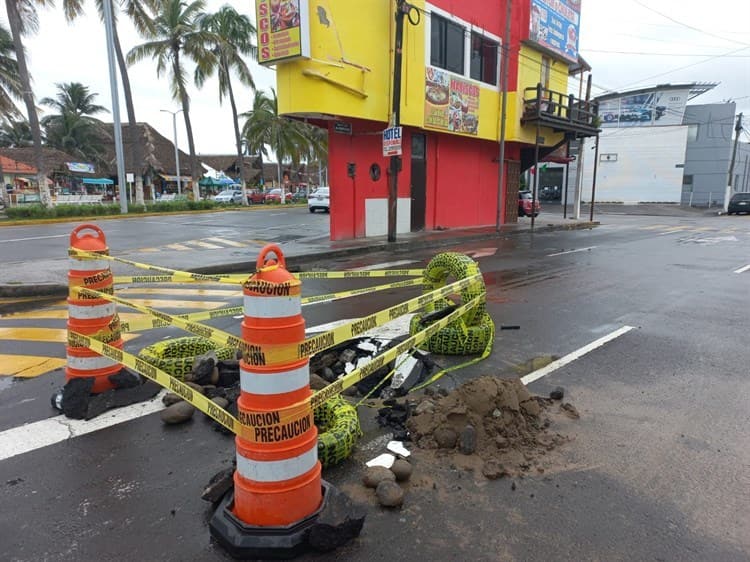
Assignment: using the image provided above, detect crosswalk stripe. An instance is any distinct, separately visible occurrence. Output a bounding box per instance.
[0,354,67,378]
[0,327,140,344]
[185,240,223,249]
[165,243,191,251]
[118,298,226,310]
[205,237,248,248]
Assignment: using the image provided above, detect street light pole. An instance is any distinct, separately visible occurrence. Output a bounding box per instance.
[161,109,184,195]
[102,0,127,214]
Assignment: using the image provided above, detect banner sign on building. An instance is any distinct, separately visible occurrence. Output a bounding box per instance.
[424,67,480,136]
[529,0,581,63]
[256,0,310,65]
[382,126,403,157]
[599,88,690,128]
[66,162,95,173]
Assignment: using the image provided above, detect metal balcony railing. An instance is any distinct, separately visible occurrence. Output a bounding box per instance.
[521,84,599,136]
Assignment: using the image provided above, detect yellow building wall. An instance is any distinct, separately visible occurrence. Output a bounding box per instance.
[276,1,570,148]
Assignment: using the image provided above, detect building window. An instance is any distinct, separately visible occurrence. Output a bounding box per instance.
[682,174,693,185]
[470,32,498,85]
[430,14,465,74]
[687,124,699,142]
[541,56,551,89]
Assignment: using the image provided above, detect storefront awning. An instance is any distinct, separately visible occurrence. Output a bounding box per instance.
[82,178,114,185]
[160,174,192,182]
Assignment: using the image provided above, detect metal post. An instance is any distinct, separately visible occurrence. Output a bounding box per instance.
[590,133,600,222]
[102,0,127,214]
[531,119,540,230]
[725,112,743,212]
[495,0,512,231]
[563,139,571,218]
[161,109,183,195]
[388,0,407,243]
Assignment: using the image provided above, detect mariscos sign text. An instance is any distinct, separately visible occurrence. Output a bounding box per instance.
[256,0,310,65]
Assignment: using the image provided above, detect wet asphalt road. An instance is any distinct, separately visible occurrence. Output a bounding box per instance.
[1,213,749,561]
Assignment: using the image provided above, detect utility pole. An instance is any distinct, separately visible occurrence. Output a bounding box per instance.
[102,0,127,213]
[725,112,743,212]
[495,0,512,231]
[387,0,408,243]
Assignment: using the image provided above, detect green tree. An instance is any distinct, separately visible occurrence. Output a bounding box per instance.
[127,0,213,201]
[241,89,315,203]
[0,23,22,120]
[196,5,256,204]
[65,0,153,205]
[41,82,110,166]
[4,0,83,206]
[0,118,32,147]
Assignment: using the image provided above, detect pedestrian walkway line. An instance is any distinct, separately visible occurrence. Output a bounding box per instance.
[205,237,248,248]
[185,240,223,249]
[0,354,66,378]
[0,392,166,462]
[116,298,226,310]
[164,243,191,251]
[0,327,141,344]
[547,246,596,257]
[521,326,635,386]
[734,264,750,274]
[639,225,671,230]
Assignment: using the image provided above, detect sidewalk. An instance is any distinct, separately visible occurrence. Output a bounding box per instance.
[0,212,598,299]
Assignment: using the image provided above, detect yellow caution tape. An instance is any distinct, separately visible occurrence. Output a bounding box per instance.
[76,274,482,365]
[112,270,425,285]
[67,295,484,441]
[119,277,424,333]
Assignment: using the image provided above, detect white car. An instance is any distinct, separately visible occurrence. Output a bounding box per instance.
[308,187,330,213]
[213,189,244,204]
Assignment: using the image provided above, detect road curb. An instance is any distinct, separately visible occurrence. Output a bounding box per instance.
[0,221,599,298]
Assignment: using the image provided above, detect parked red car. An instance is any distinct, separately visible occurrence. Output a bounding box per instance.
[246,189,266,204]
[264,188,293,204]
[518,190,540,217]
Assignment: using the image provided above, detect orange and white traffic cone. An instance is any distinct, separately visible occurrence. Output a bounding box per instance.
[66,224,123,393]
[210,244,332,559]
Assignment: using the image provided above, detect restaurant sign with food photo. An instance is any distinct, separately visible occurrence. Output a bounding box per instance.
[256,0,310,65]
[424,67,480,136]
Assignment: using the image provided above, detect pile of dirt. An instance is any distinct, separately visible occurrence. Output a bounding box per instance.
[406,376,577,478]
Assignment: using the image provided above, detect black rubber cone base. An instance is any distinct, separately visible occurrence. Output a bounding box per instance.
[209,481,331,560]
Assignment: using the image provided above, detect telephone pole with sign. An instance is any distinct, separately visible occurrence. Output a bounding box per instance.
[387,0,408,243]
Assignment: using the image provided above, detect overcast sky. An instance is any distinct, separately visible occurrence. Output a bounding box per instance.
[6,0,750,156]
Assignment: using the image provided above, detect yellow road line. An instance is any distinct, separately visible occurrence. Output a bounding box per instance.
[186,240,223,249]
[246,239,271,246]
[117,288,242,297]
[138,247,162,253]
[0,327,140,343]
[205,237,248,248]
[119,298,227,310]
[165,243,191,251]
[0,354,67,378]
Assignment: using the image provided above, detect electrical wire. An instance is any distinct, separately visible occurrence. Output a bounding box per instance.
[582,48,750,57]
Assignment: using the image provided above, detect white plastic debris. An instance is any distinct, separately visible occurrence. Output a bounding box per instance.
[365,453,396,469]
[386,441,411,458]
[344,362,355,374]
[356,340,379,353]
[390,353,419,389]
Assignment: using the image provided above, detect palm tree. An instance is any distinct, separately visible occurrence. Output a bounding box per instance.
[66,0,153,205]
[0,23,22,120]
[0,118,32,147]
[127,0,214,201]
[196,5,256,204]
[41,82,110,166]
[241,89,314,203]
[5,0,82,206]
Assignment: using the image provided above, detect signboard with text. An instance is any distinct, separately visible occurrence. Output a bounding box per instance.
[382,127,403,157]
[529,0,581,63]
[66,162,95,174]
[256,0,310,65]
[598,88,690,128]
[424,67,480,136]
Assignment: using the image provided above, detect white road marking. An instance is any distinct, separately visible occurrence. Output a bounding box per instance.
[350,260,418,270]
[734,264,750,274]
[205,237,248,248]
[0,391,165,462]
[521,326,635,386]
[465,248,498,259]
[0,234,67,243]
[546,246,597,257]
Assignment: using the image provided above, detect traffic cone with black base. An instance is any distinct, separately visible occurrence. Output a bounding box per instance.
[210,244,364,560]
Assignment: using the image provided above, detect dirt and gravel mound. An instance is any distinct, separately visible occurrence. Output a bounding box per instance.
[406,376,577,478]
